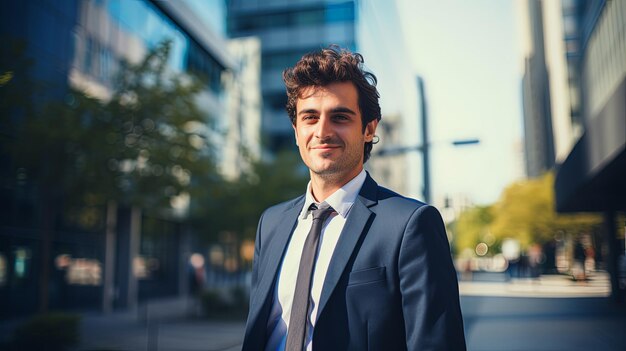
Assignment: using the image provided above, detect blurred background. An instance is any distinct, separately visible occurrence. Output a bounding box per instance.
[0,0,625,350]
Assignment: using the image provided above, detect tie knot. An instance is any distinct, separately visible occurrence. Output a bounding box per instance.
[310,203,334,221]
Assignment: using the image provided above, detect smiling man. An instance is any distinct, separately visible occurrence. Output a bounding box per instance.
[242,46,466,351]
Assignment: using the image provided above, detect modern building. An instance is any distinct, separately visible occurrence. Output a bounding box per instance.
[0,0,258,317]
[541,0,584,164]
[519,0,557,178]
[552,0,626,300]
[521,0,626,300]
[222,36,262,180]
[226,0,357,154]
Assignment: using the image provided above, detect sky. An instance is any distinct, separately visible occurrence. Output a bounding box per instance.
[360,0,525,206]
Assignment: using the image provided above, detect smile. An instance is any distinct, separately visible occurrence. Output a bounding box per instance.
[311,144,341,151]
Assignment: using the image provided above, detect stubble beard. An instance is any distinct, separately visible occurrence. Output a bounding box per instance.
[308,146,363,184]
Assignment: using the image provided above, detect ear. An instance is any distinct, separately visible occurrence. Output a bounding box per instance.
[292,123,298,146]
[364,119,379,142]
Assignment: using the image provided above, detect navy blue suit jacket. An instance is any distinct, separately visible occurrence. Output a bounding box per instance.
[242,174,466,350]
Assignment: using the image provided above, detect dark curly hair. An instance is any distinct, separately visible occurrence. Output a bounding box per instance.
[283,45,382,163]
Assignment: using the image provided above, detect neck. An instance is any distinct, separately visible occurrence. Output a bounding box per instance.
[309,167,363,202]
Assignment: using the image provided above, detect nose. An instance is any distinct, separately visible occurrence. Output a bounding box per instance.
[314,115,333,140]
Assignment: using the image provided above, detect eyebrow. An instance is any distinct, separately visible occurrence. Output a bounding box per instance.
[297,107,358,116]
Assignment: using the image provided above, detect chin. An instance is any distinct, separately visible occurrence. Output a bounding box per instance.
[312,164,345,177]
[311,159,337,170]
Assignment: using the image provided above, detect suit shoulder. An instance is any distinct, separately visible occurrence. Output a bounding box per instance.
[376,185,428,210]
[262,195,304,218]
[373,184,445,222]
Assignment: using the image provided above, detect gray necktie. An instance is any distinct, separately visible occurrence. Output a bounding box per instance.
[285,203,334,351]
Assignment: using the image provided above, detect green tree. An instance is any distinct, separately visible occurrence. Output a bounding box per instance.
[103,41,218,210]
[9,40,216,219]
[192,151,309,243]
[454,205,494,253]
[453,172,603,256]
[490,172,601,249]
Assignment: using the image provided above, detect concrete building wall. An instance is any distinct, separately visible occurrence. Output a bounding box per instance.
[223,37,263,179]
[519,0,556,178]
[542,0,581,164]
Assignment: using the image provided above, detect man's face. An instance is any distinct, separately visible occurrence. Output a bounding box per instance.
[293,81,377,182]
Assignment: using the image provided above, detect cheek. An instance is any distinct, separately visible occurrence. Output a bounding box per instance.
[297,128,312,143]
[295,132,308,150]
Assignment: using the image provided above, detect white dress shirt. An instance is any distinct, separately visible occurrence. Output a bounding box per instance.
[265,169,367,351]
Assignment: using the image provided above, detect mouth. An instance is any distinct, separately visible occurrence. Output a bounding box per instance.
[311,144,341,152]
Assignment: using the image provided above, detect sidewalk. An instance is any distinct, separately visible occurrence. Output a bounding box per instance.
[0,297,246,351]
[77,297,246,351]
[459,271,612,298]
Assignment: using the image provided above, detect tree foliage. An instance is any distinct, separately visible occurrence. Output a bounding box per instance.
[103,41,217,210]
[454,172,602,252]
[5,41,216,223]
[192,151,309,242]
[454,205,493,254]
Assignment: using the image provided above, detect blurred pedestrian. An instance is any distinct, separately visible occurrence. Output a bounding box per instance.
[242,46,466,351]
[573,237,586,281]
[528,243,543,279]
[189,253,206,296]
[542,239,557,274]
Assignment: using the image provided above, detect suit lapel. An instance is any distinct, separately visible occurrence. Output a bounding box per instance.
[316,174,378,318]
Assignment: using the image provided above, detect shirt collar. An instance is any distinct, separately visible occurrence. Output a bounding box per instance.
[300,169,367,220]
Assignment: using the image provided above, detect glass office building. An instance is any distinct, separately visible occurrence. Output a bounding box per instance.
[226,0,357,153]
[0,0,234,316]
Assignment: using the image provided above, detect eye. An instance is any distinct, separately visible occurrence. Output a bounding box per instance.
[302,115,317,121]
[333,114,349,121]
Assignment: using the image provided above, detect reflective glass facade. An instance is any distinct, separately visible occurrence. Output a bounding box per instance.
[74,0,226,95]
[228,2,355,32]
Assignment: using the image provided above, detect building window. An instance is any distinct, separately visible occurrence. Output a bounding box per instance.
[0,254,6,286]
[265,93,287,111]
[262,51,307,71]
[84,37,93,74]
[296,9,324,26]
[269,133,294,153]
[228,2,354,32]
[325,2,355,23]
[13,247,31,280]
[186,41,225,94]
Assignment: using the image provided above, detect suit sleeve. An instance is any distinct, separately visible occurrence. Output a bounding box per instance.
[248,209,265,310]
[242,210,267,351]
[398,205,466,351]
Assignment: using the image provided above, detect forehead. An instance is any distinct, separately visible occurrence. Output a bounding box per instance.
[296,82,359,109]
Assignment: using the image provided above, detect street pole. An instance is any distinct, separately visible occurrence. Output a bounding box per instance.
[417,76,431,204]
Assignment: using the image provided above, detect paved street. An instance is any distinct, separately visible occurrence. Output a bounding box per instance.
[462,296,626,350]
[1,272,624,350]
[79,313,245,351]
[461,271,626,350]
